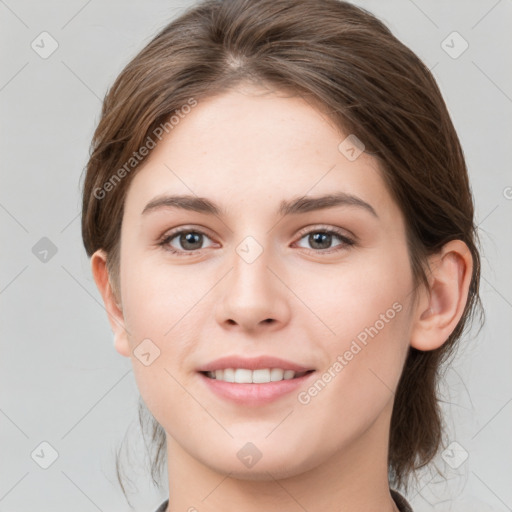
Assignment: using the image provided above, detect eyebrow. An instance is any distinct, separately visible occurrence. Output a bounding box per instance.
[141,192,378,218]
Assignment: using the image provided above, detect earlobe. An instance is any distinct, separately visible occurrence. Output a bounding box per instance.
[410,240,473,351]
[90,249,131,358]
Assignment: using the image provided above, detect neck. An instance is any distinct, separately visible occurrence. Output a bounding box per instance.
[164,401,398,512]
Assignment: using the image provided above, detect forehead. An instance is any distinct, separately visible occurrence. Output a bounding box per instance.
[123,85,399,222]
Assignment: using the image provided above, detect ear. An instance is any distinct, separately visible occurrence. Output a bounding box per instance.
[90,249,131,357]
[410,240,473,351]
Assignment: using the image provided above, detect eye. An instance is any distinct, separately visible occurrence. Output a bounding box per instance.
[158,225,355,257]
[294,227,355,253]
[159,228,215,256]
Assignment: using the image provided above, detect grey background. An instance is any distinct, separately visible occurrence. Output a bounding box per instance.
[1,0,511,511]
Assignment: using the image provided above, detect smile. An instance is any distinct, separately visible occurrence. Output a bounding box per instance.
[202,368,313,383]
[198,369,316,405]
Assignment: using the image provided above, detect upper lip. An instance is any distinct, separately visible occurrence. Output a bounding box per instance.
[197,356,315,372]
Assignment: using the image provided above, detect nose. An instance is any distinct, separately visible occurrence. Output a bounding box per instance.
[214,240,291,333]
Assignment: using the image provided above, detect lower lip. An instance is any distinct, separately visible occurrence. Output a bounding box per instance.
[198,371,315,405]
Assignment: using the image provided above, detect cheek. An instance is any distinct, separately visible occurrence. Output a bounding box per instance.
[119,258,201,421]
[295,242,413,344]
[296,244,412,409]
[120,253,202,338]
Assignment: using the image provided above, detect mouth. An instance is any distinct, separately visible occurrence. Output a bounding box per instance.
[198,368,316,405]
[200,368,315,383]
[196,356,316,404]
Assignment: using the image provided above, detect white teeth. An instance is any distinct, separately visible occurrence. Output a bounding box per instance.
[270,368,284,381]
[223,368,235,382]
[252,369,270,383]
[235,368,253,383]
[205,368,305,383]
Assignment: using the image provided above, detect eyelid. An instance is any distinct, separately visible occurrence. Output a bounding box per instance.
[159,224,353,242]
[159,224,216,242]
[294,223,355,240]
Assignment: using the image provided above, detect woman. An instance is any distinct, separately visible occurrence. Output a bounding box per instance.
[81,0,482,510]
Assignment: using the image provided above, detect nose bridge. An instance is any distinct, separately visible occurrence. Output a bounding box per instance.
[214,231,291,330]
[230,233,275,301]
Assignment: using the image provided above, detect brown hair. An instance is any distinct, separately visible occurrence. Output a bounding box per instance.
[81,0,483,496]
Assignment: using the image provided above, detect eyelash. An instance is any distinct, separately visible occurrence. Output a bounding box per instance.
[158,225,355,257]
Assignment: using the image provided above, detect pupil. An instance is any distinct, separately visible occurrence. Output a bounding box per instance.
[181,232,202,249]
[310,232,331,249]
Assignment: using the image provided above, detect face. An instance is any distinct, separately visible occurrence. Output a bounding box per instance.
[113,83,417,479]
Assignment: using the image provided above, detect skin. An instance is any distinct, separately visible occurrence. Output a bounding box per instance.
[92,83,473,512]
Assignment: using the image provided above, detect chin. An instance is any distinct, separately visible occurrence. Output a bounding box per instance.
[210,463,305,482]
[200,447,317,481]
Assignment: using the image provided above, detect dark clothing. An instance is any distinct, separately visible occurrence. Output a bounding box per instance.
[154,499,168,512]
[391,489,414,511]
[154,489,413,511]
